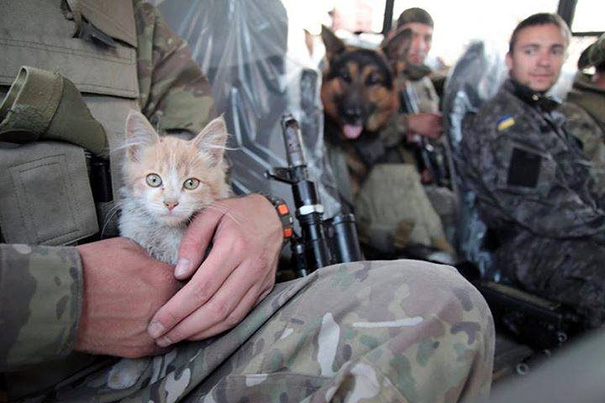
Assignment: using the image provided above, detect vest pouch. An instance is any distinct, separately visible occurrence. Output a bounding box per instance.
[0,66,109,158]
[0,141,98,245]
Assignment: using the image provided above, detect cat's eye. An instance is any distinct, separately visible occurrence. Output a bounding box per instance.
[146,173,163,187]
[183,178,200,190]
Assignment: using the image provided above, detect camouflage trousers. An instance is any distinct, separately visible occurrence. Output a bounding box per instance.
[424,185,459,247]
[494,233,605,328]
[41,260,494,402]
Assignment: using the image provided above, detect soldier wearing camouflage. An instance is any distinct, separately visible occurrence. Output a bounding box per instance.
[460,78,605,327]
[383,8,459,245]
[560,33,605,188]
[0,1,495,401]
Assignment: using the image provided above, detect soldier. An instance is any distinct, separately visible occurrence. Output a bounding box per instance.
[391,8,442,143]
[382,8,459,244]
[560,33,605,189]
[460,13,605,330]
[0,1,494,401]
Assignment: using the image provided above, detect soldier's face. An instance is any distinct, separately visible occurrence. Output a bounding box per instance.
[401,22,433,66]
[506,23,568,93]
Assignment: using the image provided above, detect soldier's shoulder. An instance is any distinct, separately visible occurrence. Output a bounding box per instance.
[478,90,518,120]
[467,91,522,133]
[559,100,590,119]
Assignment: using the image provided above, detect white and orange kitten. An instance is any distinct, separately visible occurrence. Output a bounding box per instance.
[119,110,231,264]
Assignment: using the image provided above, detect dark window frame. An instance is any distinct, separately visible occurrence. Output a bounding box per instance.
[381,0,603,37]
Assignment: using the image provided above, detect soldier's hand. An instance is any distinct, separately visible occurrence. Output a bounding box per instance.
[74,238,181,358]
[407,112,443,140]
[147,194,282,346]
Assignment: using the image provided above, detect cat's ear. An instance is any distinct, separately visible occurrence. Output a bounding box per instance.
[192,115,228,167]
[124,110,160,162]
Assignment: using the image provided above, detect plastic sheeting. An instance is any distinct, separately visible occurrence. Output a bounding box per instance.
[442,40,509,278]
[154,0,341,220]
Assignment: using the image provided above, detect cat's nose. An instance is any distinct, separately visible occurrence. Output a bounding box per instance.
[164,201,179,211]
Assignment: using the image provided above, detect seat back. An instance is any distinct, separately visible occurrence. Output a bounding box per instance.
[157,0,341,218]
[442,40,508,278]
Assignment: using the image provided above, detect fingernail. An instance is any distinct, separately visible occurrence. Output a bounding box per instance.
[147,321,165,338]
[156,336,173,347]
[174,258,191,278]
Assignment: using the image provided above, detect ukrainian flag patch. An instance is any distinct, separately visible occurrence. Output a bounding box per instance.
[497,115,515,131]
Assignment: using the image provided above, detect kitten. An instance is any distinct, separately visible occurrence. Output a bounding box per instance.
[119,110,231,264]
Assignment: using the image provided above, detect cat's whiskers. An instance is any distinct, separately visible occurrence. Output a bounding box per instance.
[101,199,124,238]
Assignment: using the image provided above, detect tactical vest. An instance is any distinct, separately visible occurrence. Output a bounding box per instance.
[0,0,139,245]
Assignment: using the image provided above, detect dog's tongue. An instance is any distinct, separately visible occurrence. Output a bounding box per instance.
[343,124,363,139]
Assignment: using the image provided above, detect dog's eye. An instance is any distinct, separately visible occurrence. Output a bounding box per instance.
[339,70,352,83]
[366,74,383,86]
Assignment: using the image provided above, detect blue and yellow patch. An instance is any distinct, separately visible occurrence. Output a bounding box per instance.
[497,115,515,131]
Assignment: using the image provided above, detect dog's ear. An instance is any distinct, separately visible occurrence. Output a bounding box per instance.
[321,25,345,58]
[381,27,412,63]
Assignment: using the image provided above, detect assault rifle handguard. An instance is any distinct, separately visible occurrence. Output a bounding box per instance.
[400,85,449,187]
[266,115,363,276]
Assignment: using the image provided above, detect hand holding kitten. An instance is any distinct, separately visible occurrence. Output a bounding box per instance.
[74,238,181,358]
[147,194,283,345]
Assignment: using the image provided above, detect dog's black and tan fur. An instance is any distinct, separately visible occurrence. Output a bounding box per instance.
[320,26,410,142]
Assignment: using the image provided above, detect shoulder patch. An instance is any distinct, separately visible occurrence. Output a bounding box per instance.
[497,115,515,132]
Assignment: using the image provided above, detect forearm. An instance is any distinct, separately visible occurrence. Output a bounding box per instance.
[0,244,83,371]
[135,2,216,135]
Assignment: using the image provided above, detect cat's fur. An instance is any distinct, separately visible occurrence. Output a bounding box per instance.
[119,110,231,264]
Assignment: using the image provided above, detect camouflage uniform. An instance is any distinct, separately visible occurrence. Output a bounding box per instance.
[0,1,495,401]
[559,72,605,189]
[460,78,605,327]
[2,253,494,402]
[381,72,459,246]
[325,123,453,255]
[565,32,605,134]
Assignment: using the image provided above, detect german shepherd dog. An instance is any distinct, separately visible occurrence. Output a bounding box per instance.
[320,26,411,141]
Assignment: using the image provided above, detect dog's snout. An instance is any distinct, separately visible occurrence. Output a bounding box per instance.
[343,106,362,122]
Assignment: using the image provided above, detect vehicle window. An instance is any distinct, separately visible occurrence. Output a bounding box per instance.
[392,0,559,66]
[571,0,601,33]
[282,0,600,76]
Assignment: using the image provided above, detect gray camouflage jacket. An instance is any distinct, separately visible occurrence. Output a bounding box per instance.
[459,79,605,245]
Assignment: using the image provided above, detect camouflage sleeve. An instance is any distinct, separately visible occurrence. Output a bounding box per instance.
[560,102,605,193]
[134,1,216,135]
[463,114,605,243]
[0,244,82,371]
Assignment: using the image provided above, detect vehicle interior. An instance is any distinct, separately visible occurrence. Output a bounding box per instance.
[151,0,605,396]
[2,0,604,401]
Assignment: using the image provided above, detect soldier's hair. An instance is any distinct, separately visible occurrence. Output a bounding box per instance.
[509,13,571,53]
[397,8,433,29]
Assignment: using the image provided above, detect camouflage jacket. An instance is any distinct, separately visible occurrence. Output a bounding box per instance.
[459,79,605,246]
[565,71,605,133]
[385,74,439,155]
[559,72,605,189]
[375,73,445,176]
[0,1,215,372]
[406,75,440,114]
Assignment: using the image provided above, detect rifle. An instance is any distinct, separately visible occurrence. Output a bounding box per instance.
[399,85,449,187]
[477,280,587,350]
[267,115,363,276]
[456,261,588,351]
